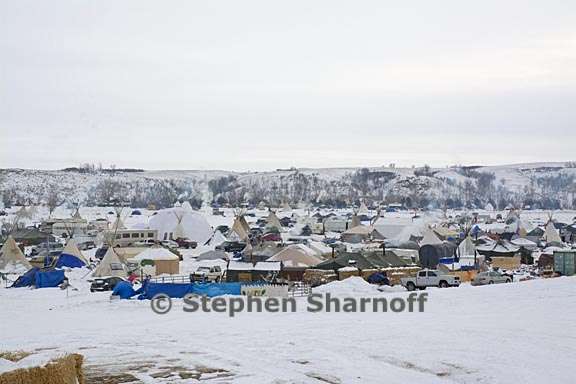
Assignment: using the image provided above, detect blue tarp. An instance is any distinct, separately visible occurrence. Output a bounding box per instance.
[112,281,136,299]
[138,282,242,300]
[55,253,86,268]
[11,267,39,288]
[35,269,65,288]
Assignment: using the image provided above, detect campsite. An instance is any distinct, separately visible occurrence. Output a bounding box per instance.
[2,1,576,382]
[1,199,576,383]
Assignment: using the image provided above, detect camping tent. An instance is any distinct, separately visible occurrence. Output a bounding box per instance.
[230,216,250,241]
[0,235,32,272]
[172,212,187,240]
[149,208,213,244]
[265,211,283,231]
[92,248,126,278]
[55,239,88,268]
[419,243,457,269]
[129,247,179,276]
[419,227,443,246]
[11,268,65,288]
[457,236,477,257]
[358,201,370,216]
[544,221,563,246]
[197,250,229,261]
[205,230,228,247]
[267,245,323,268]
[341,225,384,243]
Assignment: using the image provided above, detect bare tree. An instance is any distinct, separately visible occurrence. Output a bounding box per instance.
[45,183,64,218]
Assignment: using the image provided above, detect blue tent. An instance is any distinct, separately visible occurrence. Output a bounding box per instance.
[35,269,65,288]
[112,281,136,299]
[55,253,86,268]
[11,268,65,288]
[11,267,40,288]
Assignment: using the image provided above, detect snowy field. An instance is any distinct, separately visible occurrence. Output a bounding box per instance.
[1,275,575,383]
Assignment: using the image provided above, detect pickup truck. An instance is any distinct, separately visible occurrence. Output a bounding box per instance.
[400,269,460,291]
[191,265,224,282]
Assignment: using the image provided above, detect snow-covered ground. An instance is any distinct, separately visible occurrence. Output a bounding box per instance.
[1,274,574,383]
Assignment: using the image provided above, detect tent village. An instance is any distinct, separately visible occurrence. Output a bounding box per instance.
[1,202,576,382]
[1,203,575,296]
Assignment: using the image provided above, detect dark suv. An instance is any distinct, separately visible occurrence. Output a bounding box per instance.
[216,241,246,253]
[90,277,125,292]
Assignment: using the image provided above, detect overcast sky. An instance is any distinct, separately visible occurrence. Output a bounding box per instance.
[1,0,575,171]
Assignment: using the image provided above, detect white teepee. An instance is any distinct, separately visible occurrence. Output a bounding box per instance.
[265,211,283,231]
[544,220,562,245]
[420,227,443,246]
[0,235,32,272]
[92,248,126,278]
[457,236,476,257]
[172,212,186,239]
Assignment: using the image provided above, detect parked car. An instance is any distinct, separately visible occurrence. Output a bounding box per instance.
[471,271,512,286]
[401,269,460,291]
[215,241,246,253]
[78,241,96,250]
[134,239,156,247]
[191,266,223,282]
[95,247,108,260]
[175,238,197,249]
[90,277,126,292]
[161,240,179,249]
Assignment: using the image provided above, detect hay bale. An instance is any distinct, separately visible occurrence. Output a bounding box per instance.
[0,353,84,384]
[0,351,32,362]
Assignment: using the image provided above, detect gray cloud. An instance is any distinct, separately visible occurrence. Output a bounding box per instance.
[1,0,575,170]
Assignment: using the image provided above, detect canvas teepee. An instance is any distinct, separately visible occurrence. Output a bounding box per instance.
[457,236,476,257]
[350,214,361,229]
[110,207,126,232]
[55,239,88,268]
[231,216,250,241]
[206,230,227,247]
[544,220,562,245]
[265,210,282,231]
[92,248,126,278]
[181,201,193,211]
[358,201,369,216]
[0,235,32,272]
[420,227,443,246]
[172,211,186,240]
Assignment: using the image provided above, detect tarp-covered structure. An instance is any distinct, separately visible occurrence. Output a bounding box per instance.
[419,243,457,269]
[137,281,242,299]
[11,267,65,288]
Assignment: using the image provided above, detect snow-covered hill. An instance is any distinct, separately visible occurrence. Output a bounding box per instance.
[1,162,575,210]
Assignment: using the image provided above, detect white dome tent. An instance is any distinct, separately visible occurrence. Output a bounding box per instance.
[149,207,213,244]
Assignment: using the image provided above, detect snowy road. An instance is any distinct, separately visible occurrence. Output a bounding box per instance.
[1,276,575,383]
